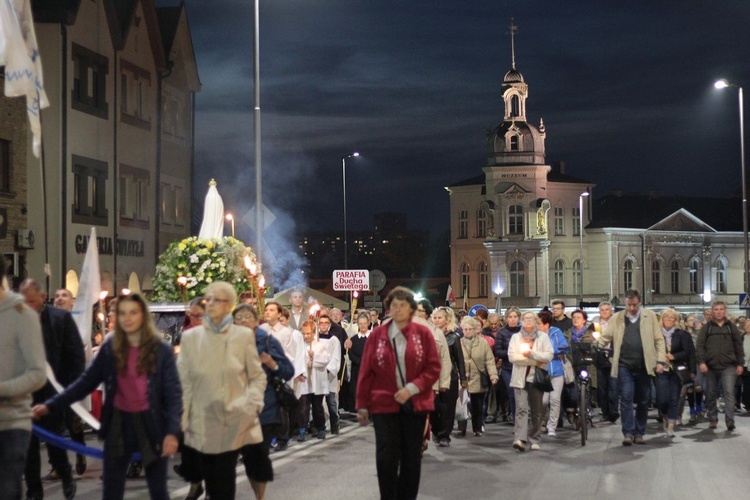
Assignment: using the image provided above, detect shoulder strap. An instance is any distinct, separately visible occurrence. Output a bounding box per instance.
[392,337,407,387]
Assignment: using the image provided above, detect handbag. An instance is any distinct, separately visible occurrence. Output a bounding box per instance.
[479,370,491,390]
[265,336,298,410]
[533,367,554,392]
[674,364,692,385]
[562,357,576,385]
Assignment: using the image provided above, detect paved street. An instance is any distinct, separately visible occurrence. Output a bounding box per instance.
[38,409,750,499]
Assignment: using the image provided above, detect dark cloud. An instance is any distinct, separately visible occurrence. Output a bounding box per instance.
[164,0,750,244]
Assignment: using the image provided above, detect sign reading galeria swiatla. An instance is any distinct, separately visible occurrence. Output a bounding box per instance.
[332,269,370,291]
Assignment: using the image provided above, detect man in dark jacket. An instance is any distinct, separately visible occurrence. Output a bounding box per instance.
[20,278,84,500]
[695,301,745,431]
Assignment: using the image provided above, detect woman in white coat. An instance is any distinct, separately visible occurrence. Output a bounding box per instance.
[509,311,554,451]
[177,281,267,499]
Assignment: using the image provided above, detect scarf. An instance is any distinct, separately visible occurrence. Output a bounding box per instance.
[206,313,234,334]
[571,325,587,343]
[662,327,675,348]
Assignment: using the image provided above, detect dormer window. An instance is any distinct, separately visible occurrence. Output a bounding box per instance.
[510,135,519,151]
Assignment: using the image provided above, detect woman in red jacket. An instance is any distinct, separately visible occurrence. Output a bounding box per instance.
[356,287,441,500]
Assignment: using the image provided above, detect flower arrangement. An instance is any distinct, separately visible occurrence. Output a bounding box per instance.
[152,236,255,302]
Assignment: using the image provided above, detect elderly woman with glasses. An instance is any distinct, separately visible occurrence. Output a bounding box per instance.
[177,281,267,499]
[459,317,498,436]
[509,311,554,451]
[656,308,695,437]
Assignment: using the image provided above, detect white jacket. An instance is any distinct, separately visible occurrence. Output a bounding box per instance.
[178,323,267,453]
[298,339,331,396]
[508,331,554,389]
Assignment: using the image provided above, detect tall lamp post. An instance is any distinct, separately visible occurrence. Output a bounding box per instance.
[715,79,748,298]
[578,191,590,307]
[342,152,360,270]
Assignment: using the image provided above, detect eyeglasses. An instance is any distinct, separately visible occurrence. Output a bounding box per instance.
[416,308,426,313]
[204,297,229,304]
[234,314,254,322]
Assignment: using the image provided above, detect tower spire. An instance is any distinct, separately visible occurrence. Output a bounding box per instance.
[508,17,518,70]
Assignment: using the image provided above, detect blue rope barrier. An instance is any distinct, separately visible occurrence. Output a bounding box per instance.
[32,425,141,461]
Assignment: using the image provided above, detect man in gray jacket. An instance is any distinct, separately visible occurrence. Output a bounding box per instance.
[0,254,47,500]
[695,301,745,431]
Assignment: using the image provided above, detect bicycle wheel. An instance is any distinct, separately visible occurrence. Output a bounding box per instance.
[580,382,588,446]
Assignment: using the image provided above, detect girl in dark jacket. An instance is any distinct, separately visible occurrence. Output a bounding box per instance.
[656,308,696,437]
[33,294,182,500]
[494,306,522,422]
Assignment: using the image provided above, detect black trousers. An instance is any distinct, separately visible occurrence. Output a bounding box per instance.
[429,392,445,439]
[373,412,427,500]
[436,377,459,440]
[469,392,485,433]
[197,449,241,499]
[25,416,73,496]
[597,365,619,419]
[298,394,325,431]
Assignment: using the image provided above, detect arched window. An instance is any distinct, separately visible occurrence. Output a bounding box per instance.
[478,261,489,297]
[476,208,487,238]
[553,259,565,295]
[509,205,523,235]
[573,260,582,296]
[716,259,727,294]
[689,258,701,294]
[652,260,661,294]
[510,95,520,117]
[623,259,634,293]
[670,260,680,294]
[460,262,470,297]
[510,261,525,297]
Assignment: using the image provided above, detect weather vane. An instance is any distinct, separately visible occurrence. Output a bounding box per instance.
[508,17,519,70]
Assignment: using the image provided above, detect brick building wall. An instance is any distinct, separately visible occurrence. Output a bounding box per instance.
[0,73,29,284]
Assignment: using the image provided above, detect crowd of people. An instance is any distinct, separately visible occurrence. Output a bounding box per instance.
[1,244,748,500]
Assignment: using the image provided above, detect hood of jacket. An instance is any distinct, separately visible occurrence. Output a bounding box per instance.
[0,290,26,313]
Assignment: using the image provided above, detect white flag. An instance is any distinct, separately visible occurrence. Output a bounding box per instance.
[0,0,49,157]
[72,227,101,357]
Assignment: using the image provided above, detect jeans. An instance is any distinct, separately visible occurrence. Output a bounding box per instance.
[655,371,682,422]
[102,412,169,500]
[618,365,651,438]
[0,429,30,500]
[373,412,426,500]
[514,382,544,444]
[542,375,565,431]
[325,391,339,430]
[705,366,739,422]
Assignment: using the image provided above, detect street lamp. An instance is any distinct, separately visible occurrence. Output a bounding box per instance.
[342,152,360,270]
[225,213,235,238]
[715,79,748,298]
[578,191,590,306]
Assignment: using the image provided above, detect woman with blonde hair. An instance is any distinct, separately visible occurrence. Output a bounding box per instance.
[656,308,695,436]
[431,306,466,446]
[33,293,182,499]
[509,311,554,451]
[459,316,498,436]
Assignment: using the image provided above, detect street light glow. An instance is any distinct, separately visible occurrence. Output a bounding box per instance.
[352,152,360,157]
[414,292,424,302]
[225,213,233,221]
[714,79,730,90]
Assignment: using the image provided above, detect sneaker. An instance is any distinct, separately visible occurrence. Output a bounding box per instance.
[512,440,526,451]
[331,423,340,435]
[316,430,326,439]
[622,435,633,446]
[666,423,675,437]
[297,431,309,442]
[688,413,697,424]
[547,428,557,437]
[62,480,77,500]
[185,482,204,500]
[473,431,482,437]
[275,440,289,452]
[76,454,87,475]
[727,419,736,431]
[438,438,450,447]
[270,437,278,449]
[126,461,143,478]
[530,443,541,451]
[634,436,646,445]
[709,420,718,429]
[42,468,61,482]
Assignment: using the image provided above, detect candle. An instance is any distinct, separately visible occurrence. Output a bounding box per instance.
[520,342,531,353]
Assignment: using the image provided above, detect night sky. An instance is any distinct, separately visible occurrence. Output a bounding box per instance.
[160,0,750,263]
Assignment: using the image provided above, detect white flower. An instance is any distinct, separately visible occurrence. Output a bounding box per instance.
[189,254,199,264]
